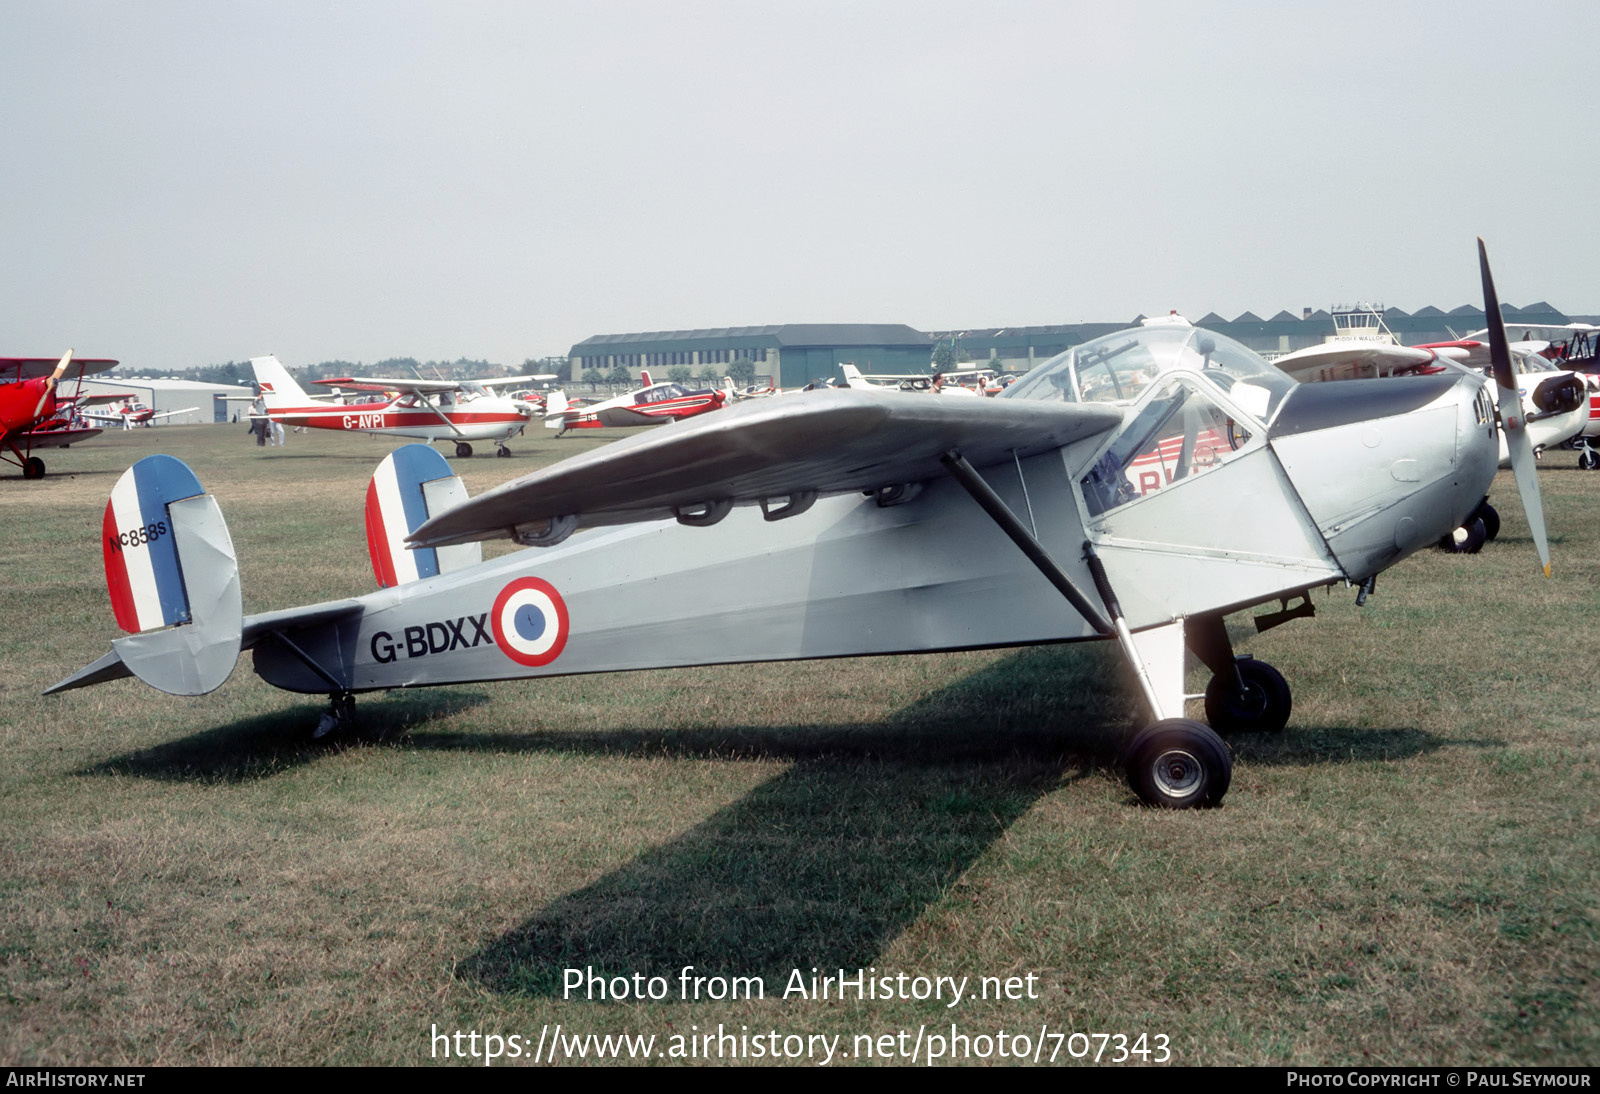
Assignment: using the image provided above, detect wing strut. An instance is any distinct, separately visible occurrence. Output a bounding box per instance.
[418,392,467,437]
[938,450,1112,636]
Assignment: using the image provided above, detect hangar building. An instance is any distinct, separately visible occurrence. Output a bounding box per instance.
[569,324,933,389]
[79,377,255,425]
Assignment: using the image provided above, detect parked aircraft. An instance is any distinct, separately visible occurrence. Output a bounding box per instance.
[85,400,200,428]
[840,363,1000,395]
[49,243,1548,811]
[544,371,728,434]
[1275,308,1588,467]
[1273,305,1586,551]
[251,356,538,457]
[1455,323,1600,469]
[1,352,122,478]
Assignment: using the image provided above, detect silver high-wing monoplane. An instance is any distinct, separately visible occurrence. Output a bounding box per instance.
[49,243,1547,809]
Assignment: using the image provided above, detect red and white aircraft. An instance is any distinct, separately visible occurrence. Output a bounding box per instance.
[251,356,539,458]
[1,351,122,478]
[544,371,728,434]
[84,400,199,429]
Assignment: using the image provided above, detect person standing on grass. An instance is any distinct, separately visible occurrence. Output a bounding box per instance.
[250,396,269,447]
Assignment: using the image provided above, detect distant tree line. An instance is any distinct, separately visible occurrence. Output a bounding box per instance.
[110,356,572,386]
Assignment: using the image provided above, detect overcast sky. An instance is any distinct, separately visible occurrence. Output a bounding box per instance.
[4,1,1597,371]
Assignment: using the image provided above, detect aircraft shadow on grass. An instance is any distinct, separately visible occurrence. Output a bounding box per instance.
[448,645,1462,999]
[80,690,495,783]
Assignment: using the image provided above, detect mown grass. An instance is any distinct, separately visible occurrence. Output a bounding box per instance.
[1,425,1596,1065]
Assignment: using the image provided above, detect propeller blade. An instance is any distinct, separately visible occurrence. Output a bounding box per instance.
[32,349,74,419]
[1479,238,1551,577]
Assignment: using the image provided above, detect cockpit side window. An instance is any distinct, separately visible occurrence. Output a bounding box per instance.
[1081,375,1259,518]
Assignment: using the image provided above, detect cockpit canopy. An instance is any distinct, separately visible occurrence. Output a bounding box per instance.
[1002,324,1295,422]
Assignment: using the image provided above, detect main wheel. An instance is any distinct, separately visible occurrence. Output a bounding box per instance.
[22,456,45,479]
[454,442,473,458]
[1580,448,1599,471]
[1439,517,1486,554]
[1472,502,1500,543]
[1125,719,1232,809]
[1204,658,1292,734]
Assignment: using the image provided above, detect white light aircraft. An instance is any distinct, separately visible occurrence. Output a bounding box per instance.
[50,243,1550,812]
[250,356,538,458]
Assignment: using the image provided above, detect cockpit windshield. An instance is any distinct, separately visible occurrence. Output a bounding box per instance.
[1001,324,1295,421]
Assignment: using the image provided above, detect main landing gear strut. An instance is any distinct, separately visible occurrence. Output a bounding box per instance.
[938,450,1296,809]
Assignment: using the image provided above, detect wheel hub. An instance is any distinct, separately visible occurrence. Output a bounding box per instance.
[1152,748,1202,797]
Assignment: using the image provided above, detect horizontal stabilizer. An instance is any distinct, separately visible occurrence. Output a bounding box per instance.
[41,649,134,695]
[411,389,1123,548]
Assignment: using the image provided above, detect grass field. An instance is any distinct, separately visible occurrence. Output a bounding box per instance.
[2,423,1596,1066]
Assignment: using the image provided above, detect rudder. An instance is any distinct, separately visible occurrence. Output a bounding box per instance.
[100,455,242,694]
[365,444,482,588]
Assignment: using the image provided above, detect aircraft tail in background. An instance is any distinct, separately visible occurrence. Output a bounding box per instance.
[250,355,313,408]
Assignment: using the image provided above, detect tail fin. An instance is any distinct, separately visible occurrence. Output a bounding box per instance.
[76,455,242,694]
[365,444,482,588]
[250,355,311,408]
[641,369,653,387]
[840,363,873,389]
[543,389,569,428]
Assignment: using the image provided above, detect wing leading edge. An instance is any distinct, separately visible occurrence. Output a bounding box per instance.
[410,388,1124,548]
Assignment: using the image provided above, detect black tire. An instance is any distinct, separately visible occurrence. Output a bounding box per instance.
[1125,719,1232,809]
[22,456,44,479]
[496,446,511,458]
[1473,502,1500,542]
[1204,658,1292,734]
[454,442,473,458]
[1580,449,1599,471]
[1438,517,1486,554]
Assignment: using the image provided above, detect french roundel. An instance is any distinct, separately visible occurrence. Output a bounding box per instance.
[491,577,570,667]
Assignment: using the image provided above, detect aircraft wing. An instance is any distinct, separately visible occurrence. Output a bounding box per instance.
[1274,342,1450,380]
[19,425,103,448]
[586,405,668,427]
[0,357,120,381]
[63,393,141,407]
[474,374,559,387]
[312,376,461,394]
[411,388,1123,548]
